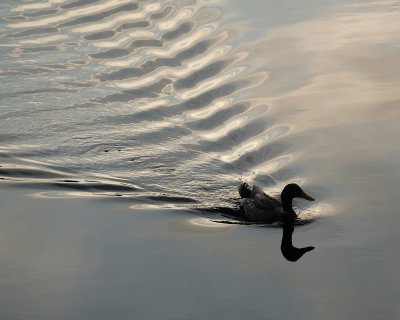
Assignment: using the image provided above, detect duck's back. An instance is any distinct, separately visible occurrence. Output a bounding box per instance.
[251,185,281,210]
[239,183,283,223]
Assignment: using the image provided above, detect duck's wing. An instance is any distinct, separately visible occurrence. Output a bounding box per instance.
[239,183,281,210]
[251,184,265,197]
[252,185,281,210]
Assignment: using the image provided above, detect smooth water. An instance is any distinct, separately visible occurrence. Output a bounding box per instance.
[1,0,400,319]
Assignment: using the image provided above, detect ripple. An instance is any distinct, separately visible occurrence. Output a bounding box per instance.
[0,88,76,101]
[58,3,139,28]
[0,165,67,179]
[162,21,194,41]
[82,20,151,40]
[187,102,250,130]
[112,80,246,124]
[89,48,130,59]
[231,142,288,172]
[146,195,198,203]
[71,2,161,33]
[95,78,172,103]
[175,59,230,89]
[8,0,137,29]
[23,9,59,18]
[0,0,299,213]
[51,181,141,192]
[30,42,62,51]
[95,38,222,81]
[150,5,173,20]
[188,217,233,228]
[5,27,58,38]
[18,34,69,45]
[61,0,103,10]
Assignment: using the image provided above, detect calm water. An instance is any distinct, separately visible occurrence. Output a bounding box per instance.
[1,0,400,319]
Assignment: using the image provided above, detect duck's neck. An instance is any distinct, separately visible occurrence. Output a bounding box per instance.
[281,195,294,213]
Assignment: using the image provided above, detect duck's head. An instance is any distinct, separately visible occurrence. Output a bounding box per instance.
[281,183,315,202]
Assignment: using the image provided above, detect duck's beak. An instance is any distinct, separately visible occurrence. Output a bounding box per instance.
[300,191,315,201]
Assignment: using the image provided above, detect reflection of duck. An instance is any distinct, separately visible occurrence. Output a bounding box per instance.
[238,183,315,223]
[281,224,314,262]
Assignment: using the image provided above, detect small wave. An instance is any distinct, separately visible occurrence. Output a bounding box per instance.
[61,0,103,10]
[0,0,305,214]
[0,166,65,179]
[23,9,59,18]
[6,27,58,38]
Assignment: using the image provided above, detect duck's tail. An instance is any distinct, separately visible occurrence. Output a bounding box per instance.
[238,182,252,198]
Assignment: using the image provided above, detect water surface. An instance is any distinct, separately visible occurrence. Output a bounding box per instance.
[1,0,400,319]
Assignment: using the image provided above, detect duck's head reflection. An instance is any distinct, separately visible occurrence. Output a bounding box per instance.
[281,224,315,262]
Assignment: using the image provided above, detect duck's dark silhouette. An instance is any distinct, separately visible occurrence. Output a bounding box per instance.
[281,224,314,262]
[239,183,315,223]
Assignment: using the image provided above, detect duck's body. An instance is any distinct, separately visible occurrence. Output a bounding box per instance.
[238,183,314,224]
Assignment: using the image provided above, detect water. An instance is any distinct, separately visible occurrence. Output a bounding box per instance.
[1,0,400,319]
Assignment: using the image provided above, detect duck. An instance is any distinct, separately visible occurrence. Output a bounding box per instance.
[238,182,315,223]
[280,224,315,262]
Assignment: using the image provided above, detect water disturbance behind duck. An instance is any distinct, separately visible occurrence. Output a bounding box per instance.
[0,0,327,220]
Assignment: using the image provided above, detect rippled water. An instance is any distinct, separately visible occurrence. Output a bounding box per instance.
[1,0,400,319]
[0,0,282,211]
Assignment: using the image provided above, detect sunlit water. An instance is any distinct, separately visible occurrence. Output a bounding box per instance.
[1,0,400,319]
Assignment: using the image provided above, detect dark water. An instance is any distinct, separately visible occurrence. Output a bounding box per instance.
[1,0,400,319]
